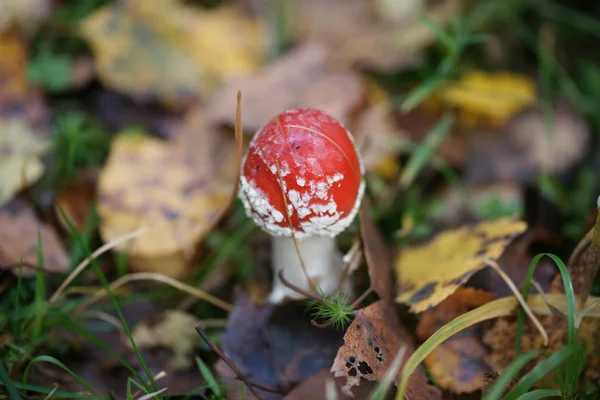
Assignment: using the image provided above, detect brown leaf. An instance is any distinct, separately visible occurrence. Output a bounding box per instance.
[283,369,377,400]
[206,42,364,133]
[0,202,68,277]
[55,168,98,231]
[97,110,237,277]
[285,0,463,70]
[331,300,441,399]
[359,197,395,301]
[416,288,496,393]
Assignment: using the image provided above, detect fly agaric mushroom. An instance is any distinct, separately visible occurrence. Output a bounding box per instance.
[239,108,365,303]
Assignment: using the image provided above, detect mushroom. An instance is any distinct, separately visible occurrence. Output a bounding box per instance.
[239,108,365,303]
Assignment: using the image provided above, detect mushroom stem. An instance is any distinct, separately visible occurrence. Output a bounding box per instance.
[268,235,352,303]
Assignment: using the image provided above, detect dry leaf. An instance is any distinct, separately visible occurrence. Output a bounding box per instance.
[507,98,589,174]
[55,169,98,231]
[97,117,237,277]
[206,42,364,133]
[283,369,377,400]
[0,31,48,128]
[0,0,50,33]
[81,0,264,106]
[285,0,462,70]
[0,118,50,207]
[359,197,395,301]
[331,300,441,399]
[0,202,68,277]
[129,310,200,371]
[395,217,527,312]
[416,288,496,393]
[432,71,537,127]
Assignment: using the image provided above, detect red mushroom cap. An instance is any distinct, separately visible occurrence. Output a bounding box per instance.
[239,108,365,239]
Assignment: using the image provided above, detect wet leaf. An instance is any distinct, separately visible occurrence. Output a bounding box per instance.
[0,202,68,277]
[129,309,200,371]
[97,115,237,277]
[432,71,537,127]
[0,118,50,207]
[416,288,496,393]
[395,217,527,312]
[206,42,364,133]
[359,197,395,301]
[81,0,264,106]
[331,300,441,399]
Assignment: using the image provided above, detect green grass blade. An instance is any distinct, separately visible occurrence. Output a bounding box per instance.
[505,344,585,399]
[22,355,96,397]
[400,75,444,113]
[32,231,46,340]
[15,260,24,339]
[516,253,577,351]
[398,113,454,189]
[416,13,453,48]
[483,350,542,400]
[195,356,222,397]
[396,296,519,399]
[58,209,159,396]
[511,389,561,400]
[0,361,22,399]
[1,381,95,399]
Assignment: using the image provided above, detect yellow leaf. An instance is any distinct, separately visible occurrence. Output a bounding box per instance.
[434,71,537,127]
[97,123,237,278]
[394,217,527,312]
[0,118,50,207]
[80,0,264,106]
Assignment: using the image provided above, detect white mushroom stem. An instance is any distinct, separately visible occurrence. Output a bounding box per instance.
[268,235,352,304]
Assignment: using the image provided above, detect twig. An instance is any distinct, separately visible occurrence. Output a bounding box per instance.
[194,324,283,399]
[351,286,373,308]
[278,269,322,302]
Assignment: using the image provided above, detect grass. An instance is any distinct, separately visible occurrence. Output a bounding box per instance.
[4,0,600,398]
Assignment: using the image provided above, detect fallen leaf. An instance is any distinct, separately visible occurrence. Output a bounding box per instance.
[283,369,377,400]
[217,291,346,398]
[0,0,50,33]
[416,288,496,393]
[331,300,441,399]
[507,98,589,174]
[206,42,364,133]
[0,118,50,207]
[0,202,68,277]
[432,71,537,127]
[129,309,200,371]
[286,0,462,70]
[55,168,98,231]
[81,0,264,106]
[0,31,48,128]
[97,115,237,277]
[359,197,395,301]
[394,217,527,312]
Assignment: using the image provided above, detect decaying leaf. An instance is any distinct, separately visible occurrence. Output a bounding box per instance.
[395,217,527,312]
[285,0,463,70]
[218,291,345,399]
[0,202,68,277]
[0,0,50,33]
[206,42,364,133]
[0,118,50,207]
[359,197,395,301]
[81,0,264,106]
[55,169,98,231]
[0,31,48,128]
[97,116,237,277]
[331,300,441,399]
[431,71,537,127]
[416,288,496,393]
[507,98,589,174]
[129,309,200,371]
[466,98,590,184]
[283,369,377,400]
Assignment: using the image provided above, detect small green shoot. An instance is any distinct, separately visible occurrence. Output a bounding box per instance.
[308,292,355,330]
[483,350,542,400]
[23,355,97,397]
[0,360,22,400]
[31,232,46,341]
[196,356,223,398]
